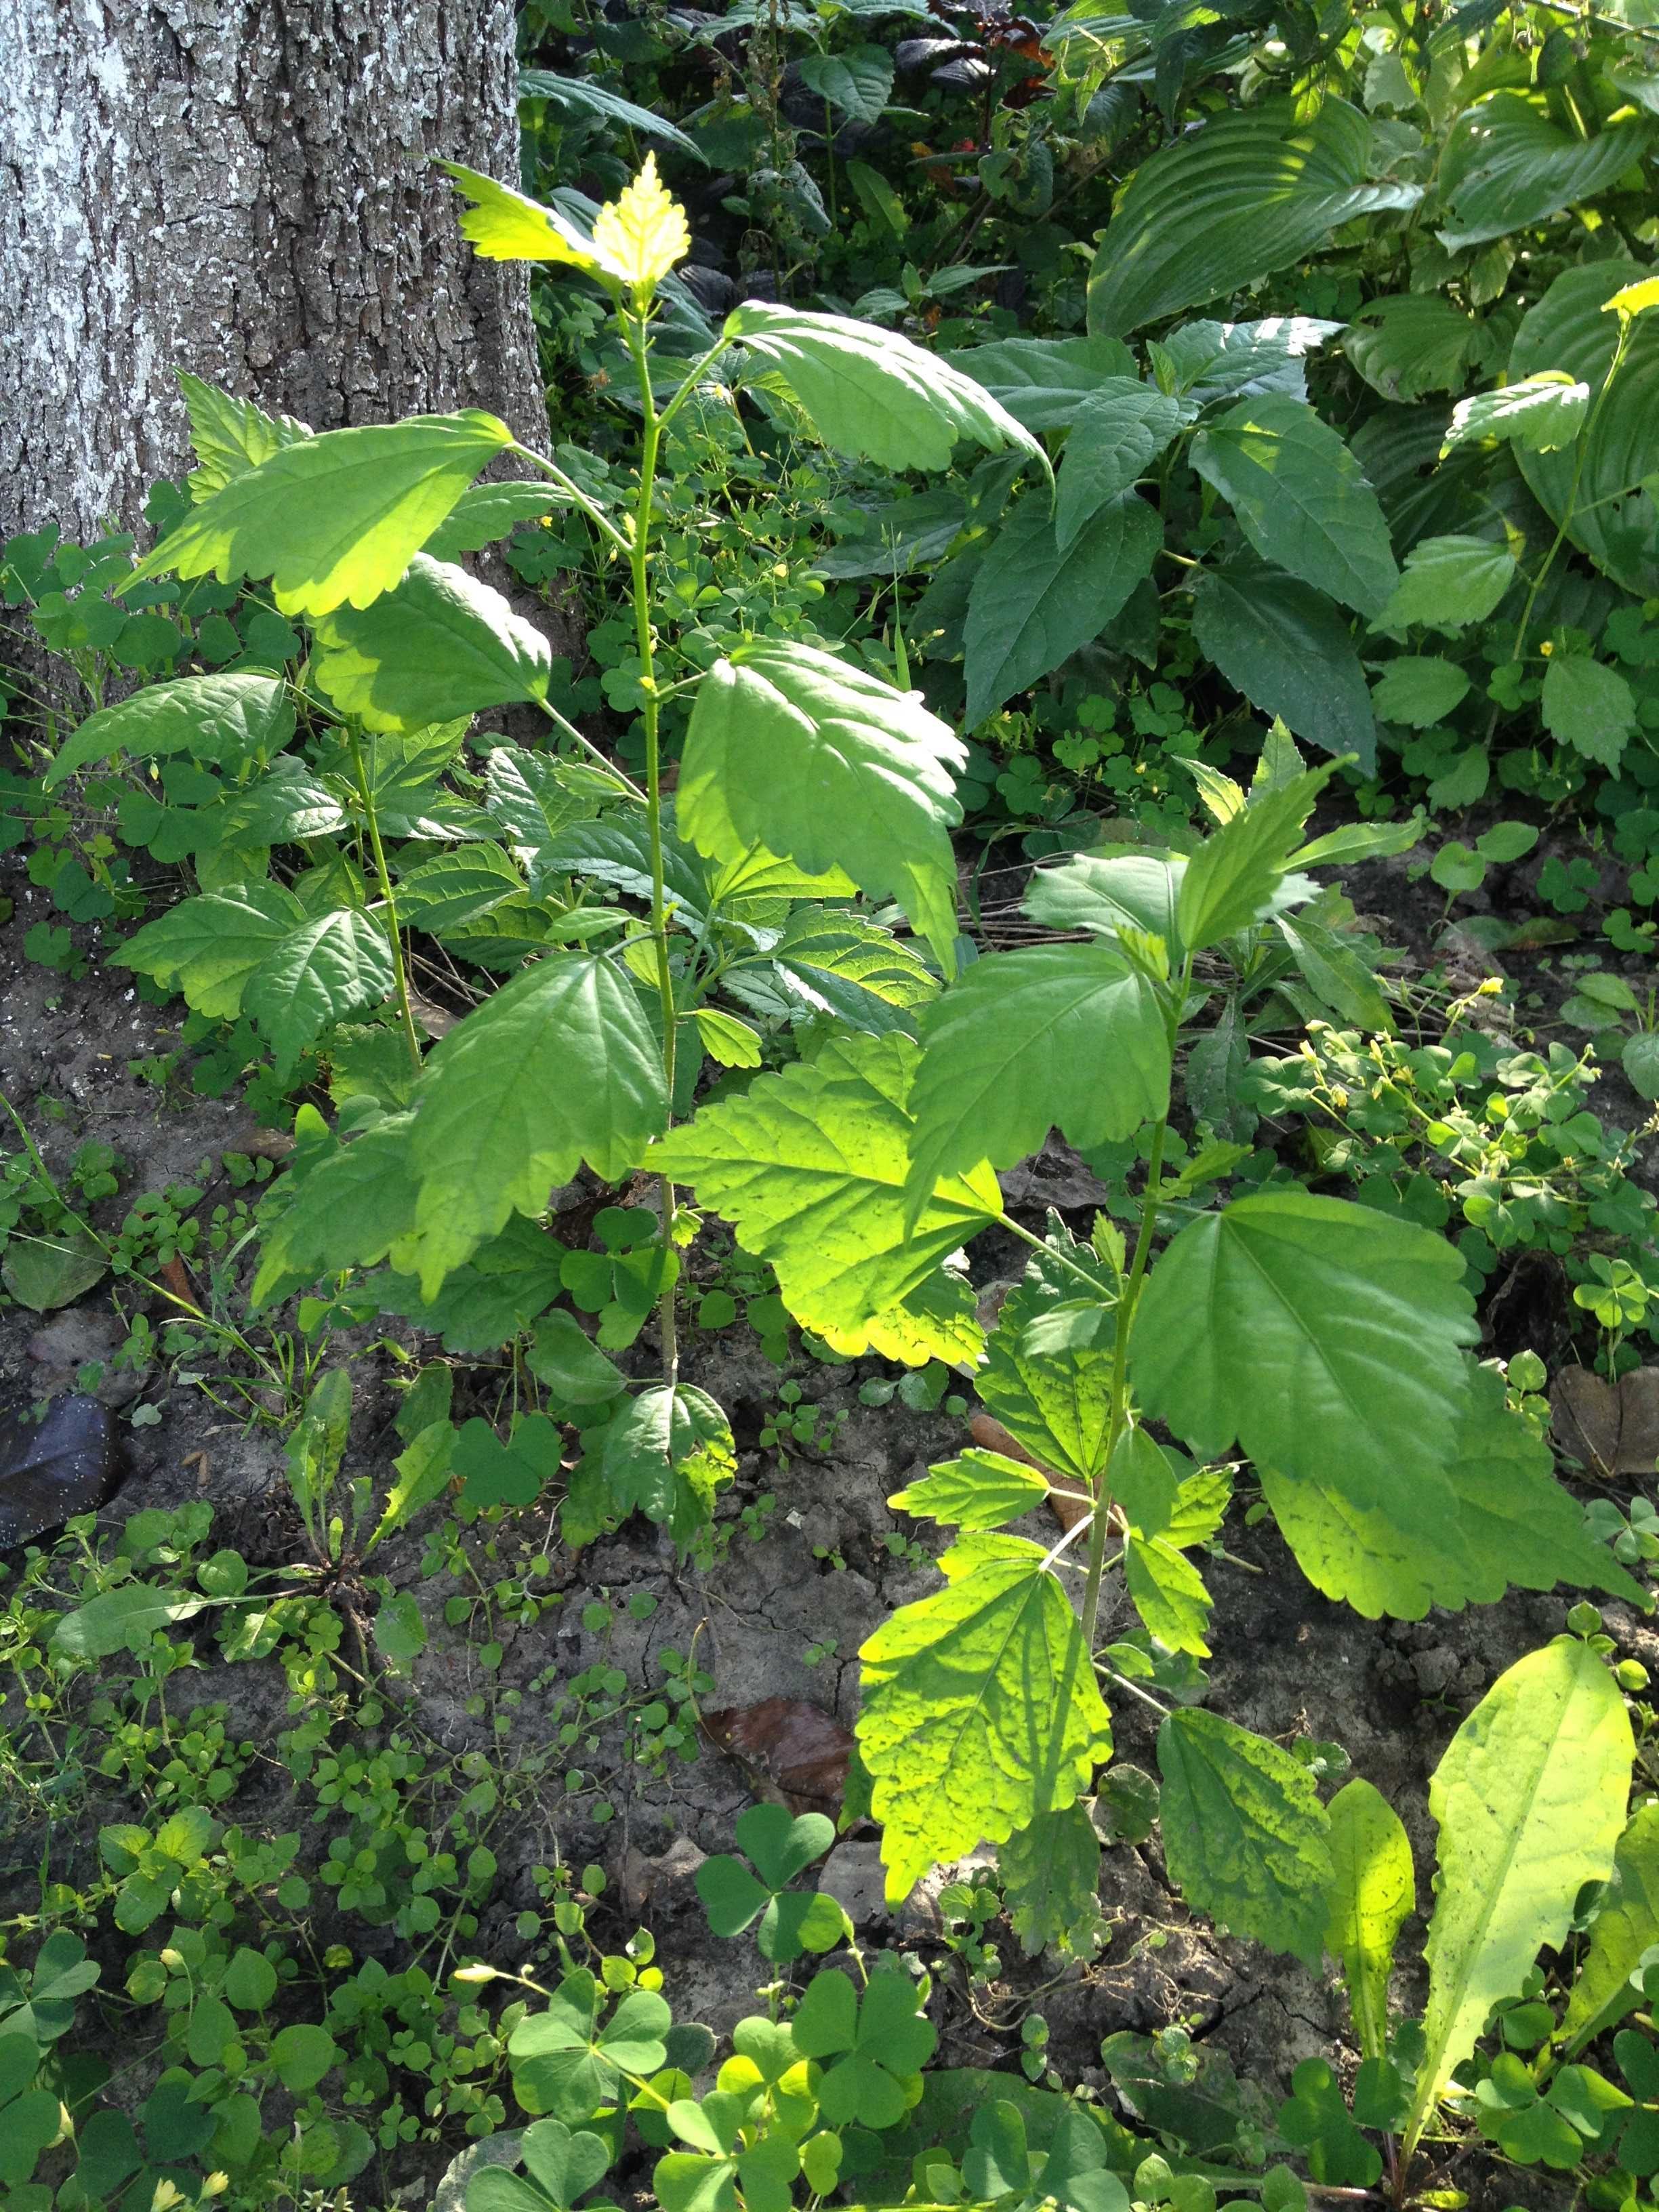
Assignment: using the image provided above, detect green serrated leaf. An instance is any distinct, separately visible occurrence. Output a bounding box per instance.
[600,1385,734,1525]
[678,642,966,971]
[1541,654,1636,769]
[1405,1637,1634,2150]
[858,1533,1112,1901]
[1176,767,1331,950]
[312,554,552,730]
[1000,1805,1102,1956]
[1132,1189,1478,1513]
[653,1033,1000,1361]
[46,672,295,789]
[251,1115,419,1306]
[114,882,307,1019]
[889,1450,1050,1532]
[1124,1535,1212,1656]
[1442,373,1589,455]
[125,413,514,616]
[1156,1708,1333,1965]
[1193,565,1376,770]
[242,909,396,1074]
[1370,655,1472,728]
[407,954,666,1291]
[1054,381,1183,548]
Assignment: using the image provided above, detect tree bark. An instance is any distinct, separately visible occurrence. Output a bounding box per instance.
[0,0,550,546]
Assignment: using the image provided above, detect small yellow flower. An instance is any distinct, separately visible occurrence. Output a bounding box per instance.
[1540,638,1555,656]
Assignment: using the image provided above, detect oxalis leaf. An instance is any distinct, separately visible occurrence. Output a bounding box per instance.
[678,641,966,973]
[123,413,514,617]
[1156,1708,1333,1965]
[903,944,1171,1222]
[1404,1637,1633,2150]
[857,1531,1113,1902]
[1130,1188,1479,1513]
[653,1031,1000,1364]
[725,300,1045,476]
[407,954,666,1292]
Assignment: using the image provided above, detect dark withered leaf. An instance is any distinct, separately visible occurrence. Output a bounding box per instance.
[0,1395,117,1547]
[699,1697,855,1817]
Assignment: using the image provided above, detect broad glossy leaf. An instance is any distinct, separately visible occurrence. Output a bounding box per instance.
[946,334,1136,430]
[409,954,666,1290]
[126,413,514,616]
[1371,533,1517,636]
[243,908,396,1074]
[904,945,1170,1212]
[1511,262,1659,598]
[1406,1638,1633,2148]
[1192,565,1376,769]
[678,641,966,970]
[312,554,552,730]
[1157,1708,1332,1965]
[1191,396,1397,617]
[178,372,311,501]
[47,672,294,790]
[1088,100,1415,337]
[250,1115,419,1305]
[1324,1778,1413,2062]
[726,300,1044,474]
[1437,95,1654,251]
[1131,1188,1478,1513]
[964,492,1162,728]
[1176,766,1330,949]
[1055,381,1183,548]
[858,1532,1113,1900]
[889,1450,1050,1532]
[1443,373,1589,455]
[1261,1359,1645,1620]
[653,1033,1000,1361]
[115,882,306,1019]
[1000,1806,1102,1956]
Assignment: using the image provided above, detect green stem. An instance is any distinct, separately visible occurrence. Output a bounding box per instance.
[624,308,682,1388]
[534,697,648,803]
[994,1210,1114,1297]
[1511,316,1633,661]
[346,724,423,1074]
[508,441,631,556]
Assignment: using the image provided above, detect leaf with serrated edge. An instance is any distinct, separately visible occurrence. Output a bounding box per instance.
[858,1532,1112,1901]
[125,413,513,617]
[251,1117,419,1305]
[904,945,1170,1221]
[1132,1189,1479,1514]
[1405,1638,1633,2149]
[678,642,966,972]
[47,673,295,790]
[409,954,665,1292]
[312,554,552,731]
[1325,1779,1414,2063]
[243,908,396,1074]
[653,1033,1000,1357]
[1000,1805,1101,1956]
[979,1276,1115,1488]
[1176,767,1332,951]
[113,883,307,1019]
[1156,1708,1332,1965]
[1124,1535,1212,1656]
[889,1450,1050,1532]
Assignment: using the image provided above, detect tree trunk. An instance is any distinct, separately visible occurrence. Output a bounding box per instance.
[0,0,550,546]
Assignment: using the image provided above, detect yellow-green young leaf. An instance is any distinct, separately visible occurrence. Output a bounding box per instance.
[1406,1638,1635,2151]
[1131,1189,1479,1515]
[1124,1535,1212,1656]
[857,1532,1113,1902]
[1000,1805,1102,1956]
[311,555,552,731]
[1324,1779,1414,2062]
[242,908,396,1075]
[678,642,966,973]
[1261,1357,1646,1620]
[250,1116,419,1307]
[442,161,621,279]
[1175,766,1334,951]
[1191,396,1398,617]
[889,1450,1050,1532]
[691,1008,762,1068]
[1563,1801,1659,2053]
[113,882,307,1019]
[408,954,667,1292]
[1607,275,1659,321]
[725,300,1046,476]
[1109,1425,1179,1536]
[45,672,295,790]
[903,945,1170,1222]
[178,372,312,501]
[652,1033,1000,1361]
[591,155,691,300]
[124,413,514,617]
[1156,1709,1334,1966]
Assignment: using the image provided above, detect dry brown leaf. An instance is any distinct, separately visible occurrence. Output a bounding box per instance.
[1551,1365,1659,1481]
[698,1697,855,1817]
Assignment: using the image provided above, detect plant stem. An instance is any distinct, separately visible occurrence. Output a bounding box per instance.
[623,307,682,1387]
[346,724,423,1074]
[1511,316,1633,661]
